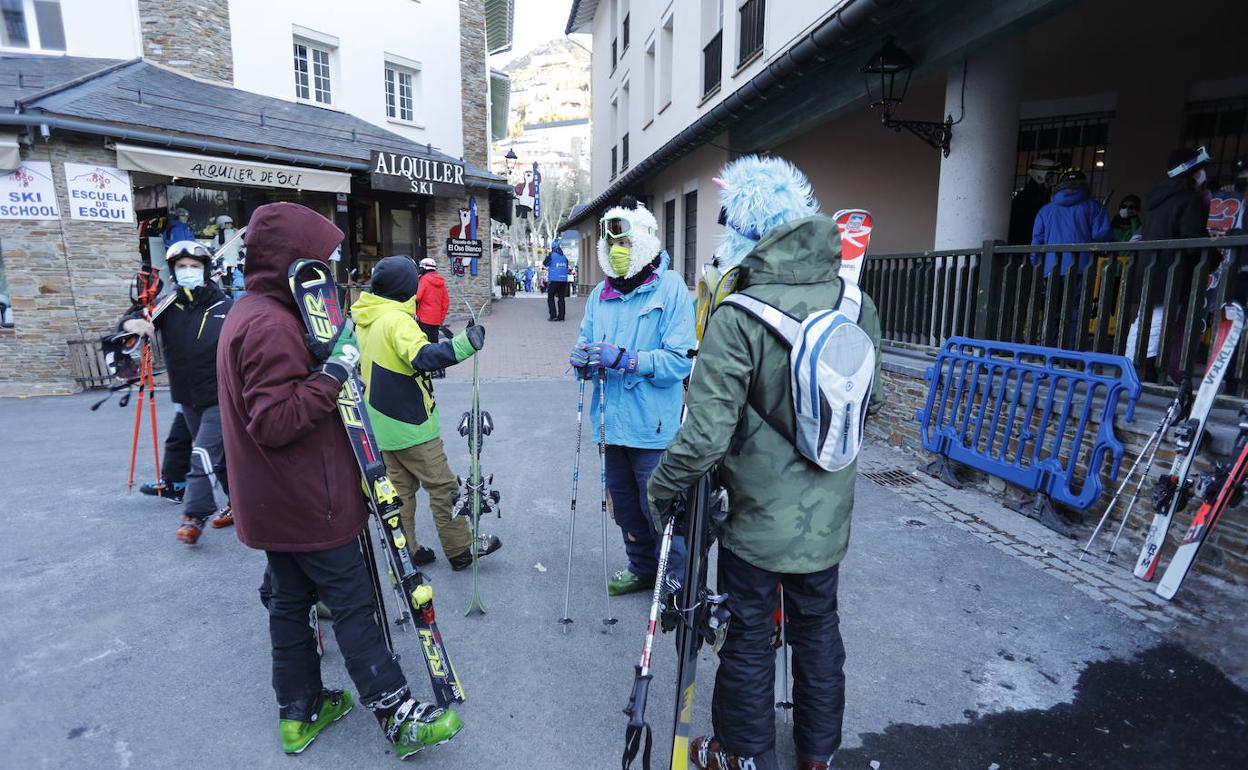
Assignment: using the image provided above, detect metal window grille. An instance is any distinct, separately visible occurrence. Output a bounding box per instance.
[737,0,764,66]
[1015,112,1113,203]
[664,199,676,262]
[611,145,618,179]
[703,30,722,97]
[621,133,629,170]
[683,190,698,286]
[622,13,630,52]
[1183,97,1248,187]
[611,37,618,71]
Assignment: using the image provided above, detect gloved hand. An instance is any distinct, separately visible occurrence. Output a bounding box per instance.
[465,323,486,351]
[588,341,639,374]
[317,344,359,384]
[122,318,155,338]
[569,343,590,369]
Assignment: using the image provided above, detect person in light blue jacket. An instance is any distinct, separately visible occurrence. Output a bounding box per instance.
[570,196,695,595]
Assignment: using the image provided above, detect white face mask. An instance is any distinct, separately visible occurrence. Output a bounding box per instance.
[1195,168,1208,186]
[1119,207,1131,219]
[175,266,205,289]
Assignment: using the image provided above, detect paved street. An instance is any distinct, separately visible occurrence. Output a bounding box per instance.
[2,295,1246,769]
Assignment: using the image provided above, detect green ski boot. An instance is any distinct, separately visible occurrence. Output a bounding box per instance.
[384,699,464,759]
[607,568,655,596]
[279,688,353,754]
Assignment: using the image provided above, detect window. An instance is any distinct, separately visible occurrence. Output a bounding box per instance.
[385,62,420,123]
[0,0,65,51]
[664,198,676,264]
[620,80,630,170]
[1015,112,1113,202]
[683,190,698,286]
[293,39,333,104]
[737,0,765,66]
[611,145,618,179]
[611,37,618,72]
[622,14,630,53]
[702,0,723,96]
[1183,97,1248,187]
[643,40,655,125]
[659,14,673,109]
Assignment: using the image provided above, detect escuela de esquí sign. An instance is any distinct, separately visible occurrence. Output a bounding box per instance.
[369,150,465,198]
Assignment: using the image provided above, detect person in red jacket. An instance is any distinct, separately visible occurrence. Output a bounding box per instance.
[415,257,450,378]
[215,202,462,759]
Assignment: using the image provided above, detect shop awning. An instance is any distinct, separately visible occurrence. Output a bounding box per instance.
[0,132,20,170]
[115,143,351,194]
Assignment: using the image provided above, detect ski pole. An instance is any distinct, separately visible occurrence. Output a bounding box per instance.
[622,515,677,769]
[146,344,161,485]
[599,369,617,631]
[559,373,588,632]
[1079,418,1165,559]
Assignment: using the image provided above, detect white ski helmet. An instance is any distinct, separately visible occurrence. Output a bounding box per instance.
[419,257,438,271]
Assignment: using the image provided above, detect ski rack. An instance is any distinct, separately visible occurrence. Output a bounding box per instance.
[917,337,1142,534]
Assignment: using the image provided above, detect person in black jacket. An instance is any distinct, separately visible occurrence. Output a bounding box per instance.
[123,240,233,544]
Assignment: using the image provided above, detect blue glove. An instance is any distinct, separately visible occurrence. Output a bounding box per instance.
[588,342,639,374]
[569,343,591,369]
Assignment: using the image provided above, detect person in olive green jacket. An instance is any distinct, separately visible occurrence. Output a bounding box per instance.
[647,156,883,770]
[353,256,501,571]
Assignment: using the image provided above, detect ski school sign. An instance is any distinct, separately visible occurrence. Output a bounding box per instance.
[64,163,134,222]
[0,161,59,220]
[369,150,465,198]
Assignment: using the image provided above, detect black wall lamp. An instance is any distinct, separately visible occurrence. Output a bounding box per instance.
[861,37,953,157]
[504,147,518,173]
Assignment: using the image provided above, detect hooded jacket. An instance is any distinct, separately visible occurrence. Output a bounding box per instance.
[1132,178,1209,299]
[352,291,475,451]
[544,246,570,282]
[578,252,695,449]
[415,270,449,325]
[1030,186,1111,277]
[647,216,884,574]
[215,202,367,552]
[135,281,230,409]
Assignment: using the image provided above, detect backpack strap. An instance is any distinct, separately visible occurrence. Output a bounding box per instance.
[836,279,863,322]
[719,293,801,348]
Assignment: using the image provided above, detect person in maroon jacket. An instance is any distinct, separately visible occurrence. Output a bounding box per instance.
[216,202,463,758]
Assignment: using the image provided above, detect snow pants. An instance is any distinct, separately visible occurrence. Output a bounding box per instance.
[181,405,226,519]
[383,438,473,560]
[264,538,406,708]
[604,445,686,580]
[161,405,192,485]
[713,546,845,765]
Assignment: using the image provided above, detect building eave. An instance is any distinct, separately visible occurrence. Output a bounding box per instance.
[565,0,598,35]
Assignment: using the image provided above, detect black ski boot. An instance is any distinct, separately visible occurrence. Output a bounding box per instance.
[449,534,501,571]
[140,480,185,502]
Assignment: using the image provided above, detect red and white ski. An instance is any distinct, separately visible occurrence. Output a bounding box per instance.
[1156,405,1248,599]
[834,209,873,284]
[1135,303,1245,580]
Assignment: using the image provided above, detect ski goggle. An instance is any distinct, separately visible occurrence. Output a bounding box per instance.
[718,206,761,241]
[166,243,211,260]
[1168,146,1211,178]
[600,215,635,241]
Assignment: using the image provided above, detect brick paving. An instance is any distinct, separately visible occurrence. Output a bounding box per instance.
[443,293,585,382]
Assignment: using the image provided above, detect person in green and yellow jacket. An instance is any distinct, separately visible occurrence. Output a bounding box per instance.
[647,156,884,770]
[352,256,502,571]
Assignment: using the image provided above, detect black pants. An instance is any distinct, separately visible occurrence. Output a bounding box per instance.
[547,281,567,320]
[162,408,192,484]
[713,546,845,762]
[265,538,406,708]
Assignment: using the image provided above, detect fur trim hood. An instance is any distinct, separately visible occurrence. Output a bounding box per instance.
[598,202,661,279]
[714,155,820,269]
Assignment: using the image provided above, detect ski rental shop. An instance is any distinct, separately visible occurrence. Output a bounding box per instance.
[0,55,506,395]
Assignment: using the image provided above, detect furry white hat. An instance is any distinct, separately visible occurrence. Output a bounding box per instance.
[598,198,661,280]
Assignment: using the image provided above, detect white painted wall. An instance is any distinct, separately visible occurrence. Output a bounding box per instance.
[5,0,143,59]
[227,0,464,157]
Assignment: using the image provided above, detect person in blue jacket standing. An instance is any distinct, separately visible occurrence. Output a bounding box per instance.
[544,238,571,321]
[1030,169,1111,278]
[569,196,695,595]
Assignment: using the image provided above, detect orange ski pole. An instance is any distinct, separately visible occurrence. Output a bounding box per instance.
[146,343,161,483]
[127,340,147,493]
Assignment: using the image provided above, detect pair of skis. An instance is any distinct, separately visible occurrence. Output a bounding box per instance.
[451,301,501,616]
[289,259,465,709]
[1087,302,1245,600]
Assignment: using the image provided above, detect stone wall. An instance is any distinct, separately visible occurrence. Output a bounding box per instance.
[427,194,493,317]
[137,0,233,85]
[867,352,1248,587]
[0,134,141,395]
[458,0,489,169]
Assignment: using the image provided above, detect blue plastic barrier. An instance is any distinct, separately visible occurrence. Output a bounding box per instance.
[916,337,1141,512]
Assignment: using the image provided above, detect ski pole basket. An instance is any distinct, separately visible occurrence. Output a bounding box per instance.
[916,337,1142,515]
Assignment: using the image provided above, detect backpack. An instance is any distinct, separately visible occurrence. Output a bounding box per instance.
[721,279,876,471]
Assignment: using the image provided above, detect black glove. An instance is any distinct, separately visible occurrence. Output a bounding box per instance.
[466,323,486,351]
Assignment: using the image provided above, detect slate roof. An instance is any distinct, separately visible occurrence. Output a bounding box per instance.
[0,55,504,189]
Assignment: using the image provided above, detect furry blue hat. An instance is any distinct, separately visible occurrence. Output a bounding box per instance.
[715,155,819,268]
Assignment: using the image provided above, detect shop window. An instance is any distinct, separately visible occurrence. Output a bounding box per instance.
[1183,97,1248,187]
[0,248,13,331]
[1014,112,1113,203]
[0,0,65,51]
[683,190,698,287]
[294,38,333,105]
[385,62,419,123]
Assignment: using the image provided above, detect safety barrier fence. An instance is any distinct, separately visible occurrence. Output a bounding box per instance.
[861,234,1248,398]
[916,337,1142,518]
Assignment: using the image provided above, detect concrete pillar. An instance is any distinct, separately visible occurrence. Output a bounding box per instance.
[933,37,1025,249]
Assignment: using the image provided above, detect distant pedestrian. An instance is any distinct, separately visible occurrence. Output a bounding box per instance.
[415,257,450,377]
[1030,169,1111,277]
[544,238,570,321]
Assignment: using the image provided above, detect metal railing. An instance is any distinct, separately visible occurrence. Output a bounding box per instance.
[862,235,1248,396]
[738,0,765,65]
[703,31,722,97]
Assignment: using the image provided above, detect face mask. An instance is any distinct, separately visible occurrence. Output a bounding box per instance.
[608,244,632,276]
[1119,207,1131,219]
[175,267,205,290]
[1194,168,1207,186]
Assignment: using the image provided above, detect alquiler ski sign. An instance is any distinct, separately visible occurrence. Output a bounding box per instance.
[370,150,465,198]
